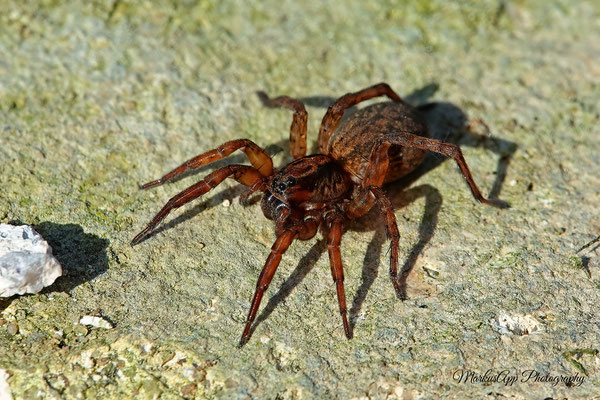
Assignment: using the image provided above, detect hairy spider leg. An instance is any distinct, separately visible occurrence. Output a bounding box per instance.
[342,140,393,217]
[318,82,406,153]
[376,134,509,208]
[239,178,268,205]
[240,220,318,346]
[347,186,401,298]
[131,165,265,245]
[327,214,352,339]
[140,139,274,189]
[345,128,508,295]
[257,91,308,159]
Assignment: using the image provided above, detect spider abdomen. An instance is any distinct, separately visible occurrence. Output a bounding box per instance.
[327,101,429,184]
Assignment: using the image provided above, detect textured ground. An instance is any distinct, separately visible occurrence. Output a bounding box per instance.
[0,1,599,399]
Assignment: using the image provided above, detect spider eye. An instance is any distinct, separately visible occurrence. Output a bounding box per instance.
[273,175,297,194]
[284,176,297,188]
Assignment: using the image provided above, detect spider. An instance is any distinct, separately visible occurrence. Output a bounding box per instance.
[131,82,508,346]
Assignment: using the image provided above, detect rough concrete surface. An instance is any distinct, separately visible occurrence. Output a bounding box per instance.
[0,1,599,399]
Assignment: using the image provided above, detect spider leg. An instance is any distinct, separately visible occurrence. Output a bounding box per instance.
[327,214,352,339]
[240,219,318,346]
[140,139,273,189]
[240,229,297,347]
[381,134,509,208]
[344,140,392,218]
[239,178,266,205]
[131,165,265,245]
[257,91,308,159]
[345,128,508,297]
[346,186,401,298]
[318,82,406,153]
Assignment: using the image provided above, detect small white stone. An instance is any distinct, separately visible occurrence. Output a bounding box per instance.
[141,343,153,354]
[0,369,13,400]
[79,315,113,329]
[182,367,197,382]
[491,312,542,335]
[259,336,270,344]
[221,199,231,207]
[78,350,95,369]
[0,224,63,297]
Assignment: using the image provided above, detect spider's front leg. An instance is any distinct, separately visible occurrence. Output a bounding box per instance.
[239,219,318,346]
[140,139,273,189]
[257,91,308,159]
[327,214,352,339]
[131,165,266,245]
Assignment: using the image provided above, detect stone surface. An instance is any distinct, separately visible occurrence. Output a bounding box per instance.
[0,1,599,399]
[0,224,62,297]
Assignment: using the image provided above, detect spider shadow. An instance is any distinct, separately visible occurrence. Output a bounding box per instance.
[244,183,442,341]
[347,183,441,331]
[1,222,109,312]
[134,185,246,244]
[245,237,328,341]
[243,183,441,341]
[410,101,517,201]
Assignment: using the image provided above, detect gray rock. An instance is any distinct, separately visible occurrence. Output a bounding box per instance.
[0,224,62,297]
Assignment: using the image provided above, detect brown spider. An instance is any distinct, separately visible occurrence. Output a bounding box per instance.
[131,82,508,346]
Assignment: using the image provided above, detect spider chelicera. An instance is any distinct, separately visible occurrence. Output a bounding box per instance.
[131,82,508,346]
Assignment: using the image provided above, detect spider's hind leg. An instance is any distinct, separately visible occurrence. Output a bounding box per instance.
[381,133,509,208]
[327,214,352,339]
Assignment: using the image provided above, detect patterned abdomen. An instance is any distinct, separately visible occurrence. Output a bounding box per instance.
[328,102,429,184]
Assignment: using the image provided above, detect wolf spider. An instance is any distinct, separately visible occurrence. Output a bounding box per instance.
[131,83,508,346]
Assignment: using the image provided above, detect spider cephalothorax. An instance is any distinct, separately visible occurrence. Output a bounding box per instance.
[131,82,507,346]
[261,155,352,236]
[269,155,352,206]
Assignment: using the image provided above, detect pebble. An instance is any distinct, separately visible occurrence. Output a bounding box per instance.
[0,224,62,297]
[79,315,114,329]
